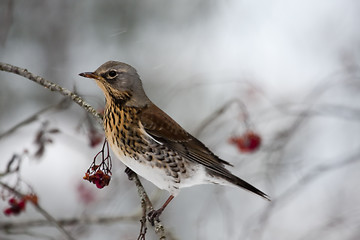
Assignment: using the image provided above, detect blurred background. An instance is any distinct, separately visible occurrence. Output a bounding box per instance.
[1,0,360,239]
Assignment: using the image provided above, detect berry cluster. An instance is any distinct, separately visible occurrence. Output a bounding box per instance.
[83,139,112,189]
[83,168,111,189]
[229,131,261,153]
[3,194,38,216]
[3,198,26,216]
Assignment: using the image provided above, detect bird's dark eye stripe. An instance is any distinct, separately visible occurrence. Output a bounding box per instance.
[108,70,117,77]
[100,73,107,79]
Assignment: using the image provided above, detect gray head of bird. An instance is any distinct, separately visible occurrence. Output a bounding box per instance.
[79,61,150,107]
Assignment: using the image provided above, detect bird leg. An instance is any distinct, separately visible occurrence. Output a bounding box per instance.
[124,167,136,180]
[148,195,174,225]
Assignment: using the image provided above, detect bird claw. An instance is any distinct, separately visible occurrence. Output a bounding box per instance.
[124,167,135,180]
[147,209,163,226]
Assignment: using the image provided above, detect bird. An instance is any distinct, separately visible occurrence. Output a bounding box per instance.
[79,61,269,223]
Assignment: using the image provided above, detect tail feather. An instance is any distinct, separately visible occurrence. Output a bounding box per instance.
[227,175,270,201]
[209,170,270,201]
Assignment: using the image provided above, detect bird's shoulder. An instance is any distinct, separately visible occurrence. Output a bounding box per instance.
[139,103,190,142]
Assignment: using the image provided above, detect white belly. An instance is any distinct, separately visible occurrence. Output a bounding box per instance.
[108,140,218,196]
[108,140,179,194]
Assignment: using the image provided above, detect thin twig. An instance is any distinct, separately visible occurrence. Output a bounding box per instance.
[2,229,57,240]
[0,98,70,140]
[194,98,250,137]
[0,0,13,47]
[251,151,360,240]
[137,198,148,240]
[0,181,76,240]
[0,62,103,125]
[132,174,166,240]
[0,214,139,230]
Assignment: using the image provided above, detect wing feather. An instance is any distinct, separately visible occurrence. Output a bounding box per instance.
[139,104,233,174]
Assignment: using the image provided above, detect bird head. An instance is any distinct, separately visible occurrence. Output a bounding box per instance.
[79,61,150,107]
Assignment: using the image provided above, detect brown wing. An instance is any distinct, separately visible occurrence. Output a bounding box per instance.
[140,103,191,142]
[139,103,233,173]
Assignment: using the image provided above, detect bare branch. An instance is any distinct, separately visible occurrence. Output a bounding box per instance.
[194,98,251,137]
[129,171,166,240]
[277,103,360,122]
[0,181,76,240]
[0,214,139,230]
[0,0,13,47]
[0,62,103,125]
[137,198,147,240]
[251,151,360,240]
[1,229,57,240]
[0,98,70,140]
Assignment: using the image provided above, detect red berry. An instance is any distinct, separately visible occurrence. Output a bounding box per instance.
[8,198,17,206]
[18,199,26,210]
[95,181,104,189]
[229,131,261,153]
[11,206,22,215]
[4,208,13,216]
[3,197,28,216]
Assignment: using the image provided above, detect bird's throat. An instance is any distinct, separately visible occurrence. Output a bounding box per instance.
[105,89,132,107]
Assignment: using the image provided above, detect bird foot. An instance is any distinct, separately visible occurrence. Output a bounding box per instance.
[147,209,163,226]
[124,167,135,180]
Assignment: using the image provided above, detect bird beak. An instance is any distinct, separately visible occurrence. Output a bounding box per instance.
[79,72,102,80]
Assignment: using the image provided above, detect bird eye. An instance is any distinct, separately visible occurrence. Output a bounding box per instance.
[108,70,117,78]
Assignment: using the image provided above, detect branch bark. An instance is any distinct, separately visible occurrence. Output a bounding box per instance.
[132,174,166,239]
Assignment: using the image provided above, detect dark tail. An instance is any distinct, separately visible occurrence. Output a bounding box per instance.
[210,170,270,201]
[228,175,270,201]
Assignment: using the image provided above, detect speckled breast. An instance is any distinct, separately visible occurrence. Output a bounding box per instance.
[103,101,148,159]
[102,101,192,193]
